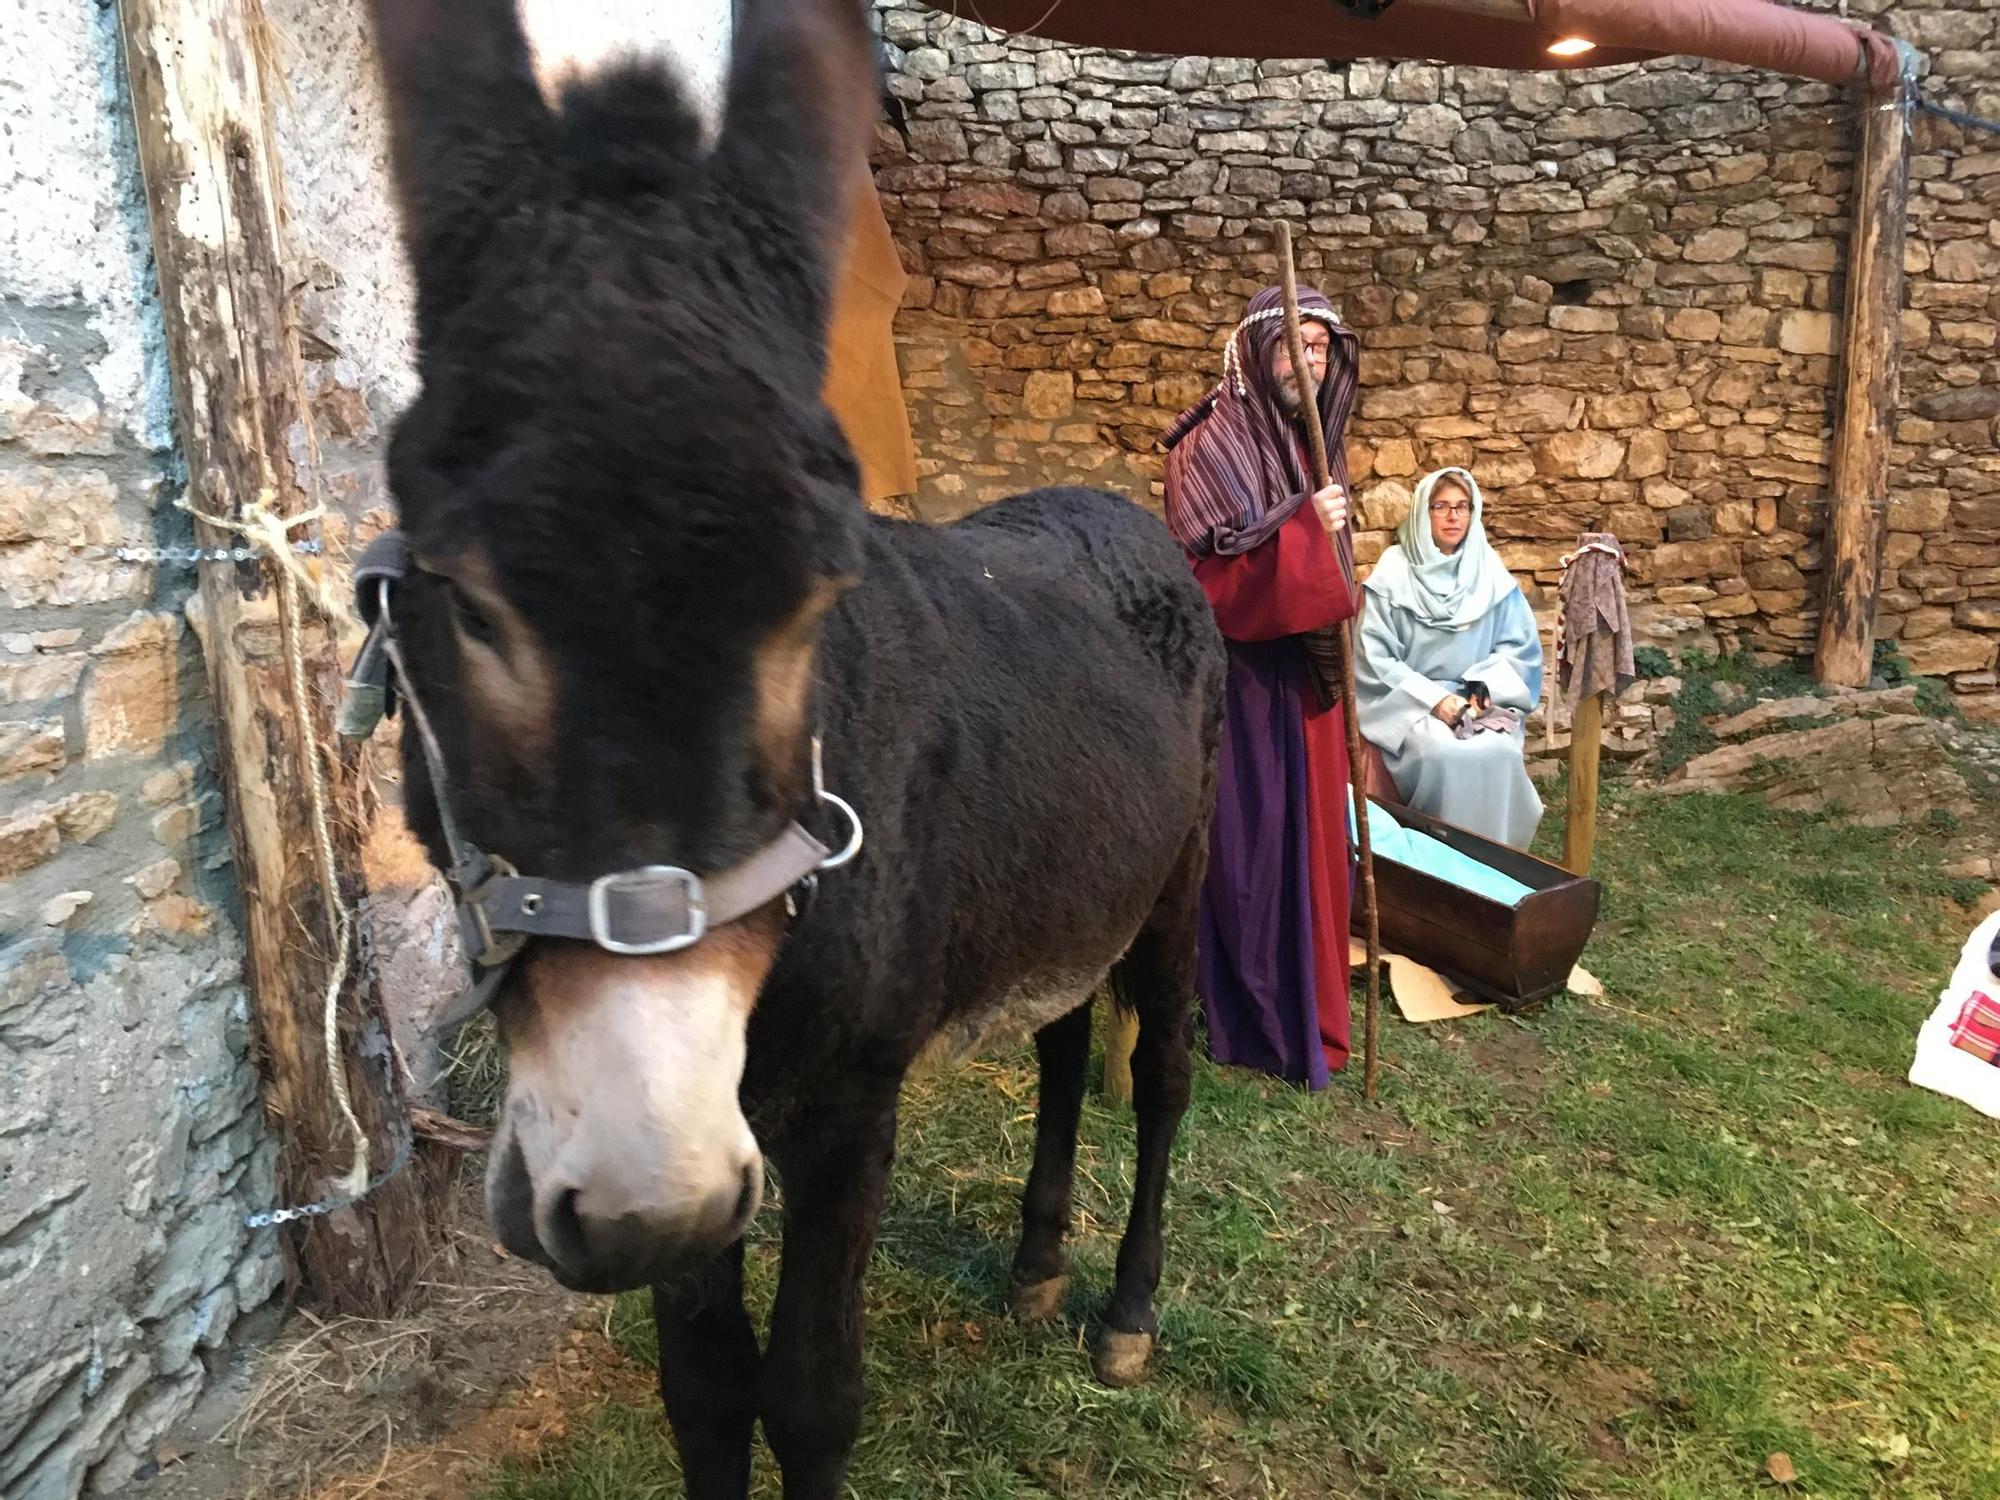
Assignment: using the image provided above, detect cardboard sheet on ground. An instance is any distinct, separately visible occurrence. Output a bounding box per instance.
[1351,939,1601,1022]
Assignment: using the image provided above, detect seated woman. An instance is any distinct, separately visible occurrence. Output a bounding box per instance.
[1356,467,1546,849]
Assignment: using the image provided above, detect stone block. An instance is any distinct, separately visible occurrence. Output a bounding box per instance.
[1900,631,1997,677]
[1901,606,1955,641]
[1372,439,1418,477]
[40,890,91,926]
[1915,387,2000,422]
[1777,311,1836,355]
[1888,489,1951,532]
[0,649,87,706]
[0,808,60,877]
[84,613,178,762]
[1126,319,1207,349]
[0,469,122,546]
[1361,383,1467,420]
[1498,181,1586,214]
[1666,306,1725,343]
[1496,328,1561,363]
[1355,481,1412,533]
[1541,430,1627,480]
[1933,238,2000,283]
[0,720,64,780]
[936,259,1011,288]
[1491,386,1581,434]
[1625,429,1670,480]
[1545,107,1647,142]
[1394,104,1464,148]
[1684,228,1749,263]
[1548,306,1618,334]
[1022,371,1075,419]
[1650,538,1741,581]
[1665,507,1712,542]
[53,792,118,844]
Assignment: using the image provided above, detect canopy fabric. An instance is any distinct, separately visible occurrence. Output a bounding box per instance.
[922,0,1899,89]
[824,167,920,503]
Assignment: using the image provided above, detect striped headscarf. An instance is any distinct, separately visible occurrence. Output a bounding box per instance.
[1162,285,1361,568]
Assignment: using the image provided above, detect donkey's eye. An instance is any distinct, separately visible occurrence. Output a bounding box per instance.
[447,581,501,646]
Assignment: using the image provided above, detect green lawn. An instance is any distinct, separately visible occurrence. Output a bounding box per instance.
[480,788,2000,1499]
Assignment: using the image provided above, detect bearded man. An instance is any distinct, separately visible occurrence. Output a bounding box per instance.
[1163,285,1361,1090]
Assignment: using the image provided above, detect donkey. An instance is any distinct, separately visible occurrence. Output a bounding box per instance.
[363,1,1224,1494]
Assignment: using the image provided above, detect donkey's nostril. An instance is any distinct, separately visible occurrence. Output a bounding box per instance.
[543,1186,589,1271]
[734,1163,760,1227]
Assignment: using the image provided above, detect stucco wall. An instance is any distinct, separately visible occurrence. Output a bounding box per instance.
[0,4,280,1497]
[3,4,736,1493]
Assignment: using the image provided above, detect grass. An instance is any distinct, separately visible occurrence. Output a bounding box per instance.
[476,788,2000,1500]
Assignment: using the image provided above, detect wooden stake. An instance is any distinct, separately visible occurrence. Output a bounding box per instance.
[1814,48,1919,688]
[1563,691,1604,877]
[1103,1002,1139,1105]
[1277,223,1384,1102]
[119,0,440,1315]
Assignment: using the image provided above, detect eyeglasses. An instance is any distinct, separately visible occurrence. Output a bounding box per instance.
[1429,502,1473,518]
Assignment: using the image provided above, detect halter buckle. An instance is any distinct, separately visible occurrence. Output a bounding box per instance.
[460,855,528,970]
[587,866,708,956]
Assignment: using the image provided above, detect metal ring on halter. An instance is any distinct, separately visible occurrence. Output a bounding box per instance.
[809,735,863,871]
[816,789,864,871]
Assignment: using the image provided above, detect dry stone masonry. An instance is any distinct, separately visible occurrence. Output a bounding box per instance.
[870,0,2000,721]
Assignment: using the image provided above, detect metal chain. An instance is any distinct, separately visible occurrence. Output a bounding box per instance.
[108,538,325,566]
[242,1133,415,1230]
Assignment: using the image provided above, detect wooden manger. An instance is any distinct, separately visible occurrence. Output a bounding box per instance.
[1355,798,1601,1012]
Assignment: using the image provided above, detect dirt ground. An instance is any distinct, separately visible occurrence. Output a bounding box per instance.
[123,1201,646,1500]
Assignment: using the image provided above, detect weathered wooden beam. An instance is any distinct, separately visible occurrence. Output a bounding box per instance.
[117,0,441,1315]
[1815,48,1921,688]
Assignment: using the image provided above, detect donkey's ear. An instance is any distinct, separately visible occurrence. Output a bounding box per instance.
[366,0,552,323]
[709,0,880,321]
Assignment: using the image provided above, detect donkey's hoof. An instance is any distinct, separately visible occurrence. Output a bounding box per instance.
[1091,1329,1155,1388]
[1008,1275,1070,1324]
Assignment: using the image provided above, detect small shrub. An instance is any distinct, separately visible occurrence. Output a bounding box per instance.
[1874,638,1913,686]
[1633,645,1674,679]
[1914,675,1960,721]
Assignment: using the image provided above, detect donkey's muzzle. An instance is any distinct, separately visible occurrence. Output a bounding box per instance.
[490,1138,764,1292]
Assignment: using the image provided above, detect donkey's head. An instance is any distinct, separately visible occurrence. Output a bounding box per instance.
[368,0,877,1290]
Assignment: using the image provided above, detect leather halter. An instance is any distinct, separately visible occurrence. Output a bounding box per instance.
[338,532,861,1031]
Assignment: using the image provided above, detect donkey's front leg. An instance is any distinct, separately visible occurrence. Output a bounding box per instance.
[761,1102,898,1500]
[653,1241,760,1500]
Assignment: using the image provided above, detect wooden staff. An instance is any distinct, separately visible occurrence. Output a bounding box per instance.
[1277,223,1383,1102]
[1564,692,1604,877]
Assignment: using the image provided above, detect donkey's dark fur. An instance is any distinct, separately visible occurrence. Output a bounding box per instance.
[367,3,1224,1495]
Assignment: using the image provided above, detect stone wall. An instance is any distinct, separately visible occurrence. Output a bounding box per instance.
[869,0,2000,721]
[0,5,280,1497]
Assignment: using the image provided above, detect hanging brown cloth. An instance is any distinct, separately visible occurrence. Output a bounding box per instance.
[1556,534,1636,711]
[822,166,919,506]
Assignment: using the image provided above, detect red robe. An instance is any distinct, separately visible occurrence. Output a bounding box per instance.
[1193,504,1357,1075]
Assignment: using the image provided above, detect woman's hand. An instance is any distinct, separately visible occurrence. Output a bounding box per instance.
[1311,483,1348,535]
[1432,694,1467,725]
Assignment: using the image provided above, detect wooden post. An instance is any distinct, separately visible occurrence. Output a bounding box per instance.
[1564,693,1604,876]
[118,0,440,1314]
[1103,1003,1139,1105]
[1814,46,1920,688]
